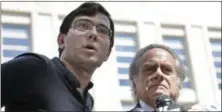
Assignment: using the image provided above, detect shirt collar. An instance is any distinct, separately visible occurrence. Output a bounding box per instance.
[139,100,154,111]
[52,57,94,90]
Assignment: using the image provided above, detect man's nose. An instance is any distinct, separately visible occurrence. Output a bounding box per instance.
[88,26,98,40]
[153,67,164,81]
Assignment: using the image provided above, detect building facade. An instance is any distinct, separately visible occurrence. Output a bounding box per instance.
[1,2,221,111]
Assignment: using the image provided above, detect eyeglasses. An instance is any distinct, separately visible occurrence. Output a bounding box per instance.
[72,19,112,38]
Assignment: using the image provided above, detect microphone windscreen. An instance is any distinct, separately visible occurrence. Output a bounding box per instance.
[167,100,185,111]
[156,95,185,111]
[156,95,172,108]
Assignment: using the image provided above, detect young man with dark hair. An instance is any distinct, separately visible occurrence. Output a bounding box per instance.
[1,2,114,111]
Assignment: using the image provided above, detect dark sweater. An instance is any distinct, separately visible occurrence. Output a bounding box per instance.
[1,53,94,111]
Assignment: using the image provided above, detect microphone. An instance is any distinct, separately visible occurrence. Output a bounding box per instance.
[156,95,183,111]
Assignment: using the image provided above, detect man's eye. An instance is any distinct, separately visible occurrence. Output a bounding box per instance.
[143,66,155,72]
[163,67,172,73]
[145,66,152,70]
[97,27,109,35]
[78,23,90,29]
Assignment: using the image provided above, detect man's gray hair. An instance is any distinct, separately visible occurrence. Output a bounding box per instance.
[129,44,186,100]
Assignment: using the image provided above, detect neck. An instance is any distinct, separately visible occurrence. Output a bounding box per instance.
[60,58,94,91]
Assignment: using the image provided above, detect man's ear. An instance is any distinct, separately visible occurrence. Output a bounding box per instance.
[130,76,137,91]
[131,78,138,100]
[57,33,66,49]
[104,49,112,61]
[175,89,181,101]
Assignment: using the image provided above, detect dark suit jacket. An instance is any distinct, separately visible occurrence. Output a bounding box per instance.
[128,102,147,112]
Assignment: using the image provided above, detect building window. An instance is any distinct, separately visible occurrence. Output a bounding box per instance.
[114,22,138,109]
[163,36,191,88]
[115,33,137,86]
[208,27,221,90]
[2,24,31,63]
[161,25,192,89]
[1,11,31,63]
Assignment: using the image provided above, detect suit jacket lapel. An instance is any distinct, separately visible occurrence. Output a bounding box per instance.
[129,102,144,112]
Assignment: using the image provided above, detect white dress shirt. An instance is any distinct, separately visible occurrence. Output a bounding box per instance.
[139,100,154,111]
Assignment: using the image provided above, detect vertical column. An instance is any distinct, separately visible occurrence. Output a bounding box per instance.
[32,7,57,58]
[202,26,221,107]
[185,25,216,105]
[137,21,158,48]
[92,48,122,111]
[31,5,39,54]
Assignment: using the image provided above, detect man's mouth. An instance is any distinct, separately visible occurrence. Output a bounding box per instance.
[148,84,168,91]
[84,45,97,51]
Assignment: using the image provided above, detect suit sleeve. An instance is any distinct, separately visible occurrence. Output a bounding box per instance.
[1,53,47,107]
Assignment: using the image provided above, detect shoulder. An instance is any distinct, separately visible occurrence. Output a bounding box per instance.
[1,52,52,78]
[15,52,50,64]
[1,53,52,107]
[2,52,50,69]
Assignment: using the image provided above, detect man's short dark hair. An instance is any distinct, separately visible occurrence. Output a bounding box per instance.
[58,1,114,57]
[129,44,186,101]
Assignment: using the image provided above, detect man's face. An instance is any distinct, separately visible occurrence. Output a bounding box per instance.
[133,48,180,108]
[59,13,111,69]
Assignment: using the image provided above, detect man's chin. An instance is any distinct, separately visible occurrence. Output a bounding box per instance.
[149,91,170,100]
[83,58,102,67]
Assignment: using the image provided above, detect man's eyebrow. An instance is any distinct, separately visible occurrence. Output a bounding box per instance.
[73,18,92,24]
[142,60,174,67]
[74,18,108,27]
[161,62,174,68]
[143,60,157,65]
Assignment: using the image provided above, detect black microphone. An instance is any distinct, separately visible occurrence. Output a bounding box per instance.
[156,95,184,111]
